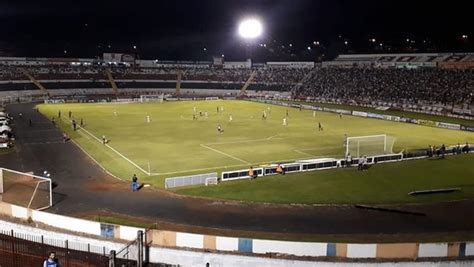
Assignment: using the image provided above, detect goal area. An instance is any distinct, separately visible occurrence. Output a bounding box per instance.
[0,168,52,210]
[139,94,164,103]
[345,134,395,158]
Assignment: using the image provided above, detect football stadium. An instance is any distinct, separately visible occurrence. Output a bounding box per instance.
[0,1,473,266]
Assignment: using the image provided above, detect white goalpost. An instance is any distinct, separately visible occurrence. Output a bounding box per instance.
[0,168,53,210]
[139,94,164,103]
[345,134,395,158]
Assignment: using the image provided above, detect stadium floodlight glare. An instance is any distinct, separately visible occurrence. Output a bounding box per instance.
[238,18,262,39]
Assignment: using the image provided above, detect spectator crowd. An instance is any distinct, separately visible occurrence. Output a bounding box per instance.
[0,63,472,107]
[298,67,473,106]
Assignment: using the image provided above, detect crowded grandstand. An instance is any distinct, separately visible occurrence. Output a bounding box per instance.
[0,52,473,119]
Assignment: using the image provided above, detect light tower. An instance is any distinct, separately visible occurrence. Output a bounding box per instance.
[238,18,263,59]
[237,18,263,96]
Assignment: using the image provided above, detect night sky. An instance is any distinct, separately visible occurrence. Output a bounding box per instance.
[0,0,472,61]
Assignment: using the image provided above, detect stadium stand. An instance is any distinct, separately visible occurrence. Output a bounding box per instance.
[298,67,473,106]
[0,53,472,117]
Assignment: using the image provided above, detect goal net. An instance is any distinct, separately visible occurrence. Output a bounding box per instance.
[0,168,52,210]
[139,94,164,103]
[345,134,395,158]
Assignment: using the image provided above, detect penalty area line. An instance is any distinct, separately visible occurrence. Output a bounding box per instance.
[294,149,314,157]
[205,136,283,146]
[150,163,249,176]
[150,154,336,176]
[200,144,250,164]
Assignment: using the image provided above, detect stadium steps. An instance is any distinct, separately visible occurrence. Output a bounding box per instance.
[240,70,257,95]
[19,69,49,95]
[176,70,183,96]
[105,69,119,95]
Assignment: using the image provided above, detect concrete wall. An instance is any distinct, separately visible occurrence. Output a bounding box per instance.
[253,239,327,257]
[0,201,474,265]
[419,243,449,258]
[31,210,102,236]
[347,244,377,258]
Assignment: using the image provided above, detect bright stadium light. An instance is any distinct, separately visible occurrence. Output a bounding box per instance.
[238,18,263,39]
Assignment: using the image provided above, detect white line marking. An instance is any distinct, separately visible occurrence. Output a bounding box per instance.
[57,116,150,176]
[150,153,340,176]
[267,134,279,140]
[205,137,283,146]
[150,163,250,176]
[200,144,250,164]
[78,126,151,176]
[297,145,342,151]
[294,149,314,157]
[70,139,122,181]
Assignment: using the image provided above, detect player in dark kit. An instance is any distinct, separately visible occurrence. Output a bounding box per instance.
[318,122,323,131]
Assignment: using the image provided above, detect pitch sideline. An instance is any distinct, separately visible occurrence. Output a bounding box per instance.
[56,115,151,176]
[77,126,151,175]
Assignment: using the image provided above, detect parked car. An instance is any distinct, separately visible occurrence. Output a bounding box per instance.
[0,125,12,135]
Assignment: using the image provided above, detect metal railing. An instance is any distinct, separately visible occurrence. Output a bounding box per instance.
[0,229,109,267]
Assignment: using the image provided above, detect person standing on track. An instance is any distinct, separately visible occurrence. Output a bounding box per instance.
[131,174,139,192]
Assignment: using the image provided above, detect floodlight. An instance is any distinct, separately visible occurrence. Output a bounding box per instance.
[238,18,262,39]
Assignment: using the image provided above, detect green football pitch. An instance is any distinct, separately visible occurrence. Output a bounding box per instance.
[38,100,474,203]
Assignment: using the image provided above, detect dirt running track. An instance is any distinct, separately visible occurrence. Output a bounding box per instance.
[2,103,474,241]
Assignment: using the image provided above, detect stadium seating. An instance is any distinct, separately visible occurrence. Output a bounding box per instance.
[298,67,473,106]
[0,62,472,111]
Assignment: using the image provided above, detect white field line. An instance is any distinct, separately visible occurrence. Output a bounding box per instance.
[267,134,280,140]
[150,163,249,176]
[77,126,151,176]
[70,139,123,181]
[294,149,314,157]
[151,154,337,176]
[200,144,250,164]
[297,145,343,151]
[205,137,283,146]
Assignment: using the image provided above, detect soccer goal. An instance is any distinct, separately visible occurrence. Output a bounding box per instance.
[0,168,52,210]
[139,94,164,103]
[345,134,395,158]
